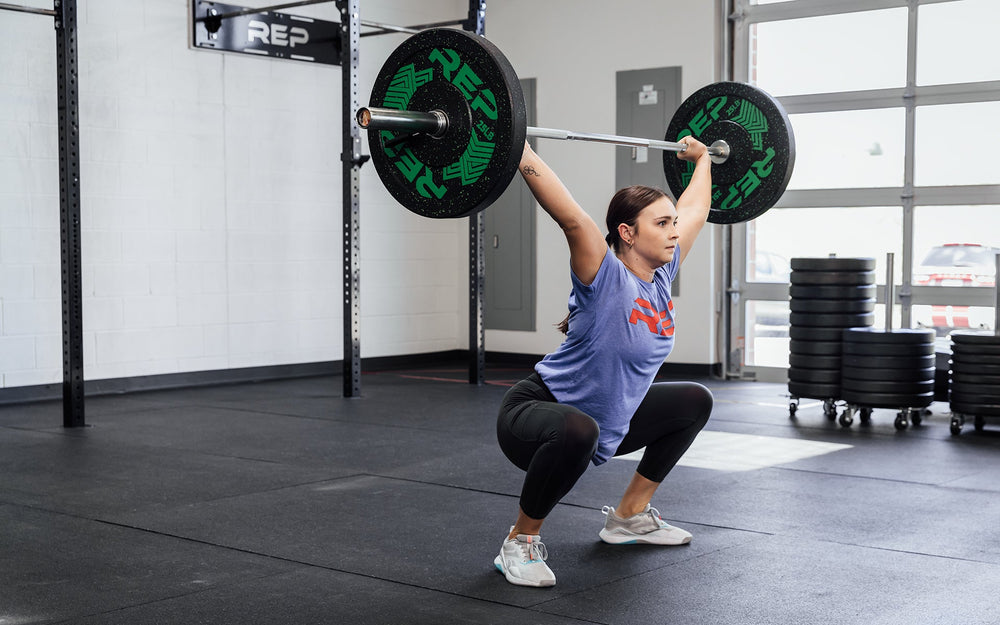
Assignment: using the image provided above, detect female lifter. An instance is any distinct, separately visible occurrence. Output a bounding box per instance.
[494,138,715,587]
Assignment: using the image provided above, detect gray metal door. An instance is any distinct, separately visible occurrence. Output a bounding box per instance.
[485,78,536,331]
[615,67,682,190]
[615,67,682,293]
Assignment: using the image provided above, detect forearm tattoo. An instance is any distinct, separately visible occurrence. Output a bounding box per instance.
[521,165,540,177]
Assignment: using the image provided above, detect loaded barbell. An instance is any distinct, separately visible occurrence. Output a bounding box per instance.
[357,28,795,223]
[358,107,733,161]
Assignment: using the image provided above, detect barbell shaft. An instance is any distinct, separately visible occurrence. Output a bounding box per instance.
[356,106,728,157]
[529,127,686,153]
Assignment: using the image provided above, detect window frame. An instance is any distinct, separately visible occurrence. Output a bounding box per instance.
[729,0,1000,381]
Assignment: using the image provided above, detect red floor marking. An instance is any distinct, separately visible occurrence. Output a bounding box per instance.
[397,374,467,383]
[396,374,517,387]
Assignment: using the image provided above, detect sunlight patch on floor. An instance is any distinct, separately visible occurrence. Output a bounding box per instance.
[615,431,852,472]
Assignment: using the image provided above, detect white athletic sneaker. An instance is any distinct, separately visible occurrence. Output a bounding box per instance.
[599,504,693,545]
[494,529,556,587]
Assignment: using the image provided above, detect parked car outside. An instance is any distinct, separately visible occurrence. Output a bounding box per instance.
[912,243,998,335]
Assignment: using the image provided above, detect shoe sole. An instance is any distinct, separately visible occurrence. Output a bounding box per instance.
[494,555,556,587]
[599,529,691,546]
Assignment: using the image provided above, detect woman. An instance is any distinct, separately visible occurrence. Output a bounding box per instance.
[494,137,715,588]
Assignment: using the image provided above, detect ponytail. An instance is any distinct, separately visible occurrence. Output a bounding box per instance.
[556,312,570,335]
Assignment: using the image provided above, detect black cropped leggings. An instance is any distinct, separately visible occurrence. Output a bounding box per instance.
[497,372,713,520]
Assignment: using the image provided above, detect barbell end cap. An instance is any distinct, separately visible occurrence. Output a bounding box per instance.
[356,108,372,129]
[709,139,730,165]
[429,109,449,139]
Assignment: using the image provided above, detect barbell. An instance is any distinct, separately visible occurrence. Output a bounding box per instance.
[357,28,796,224]
[358,107,733,161]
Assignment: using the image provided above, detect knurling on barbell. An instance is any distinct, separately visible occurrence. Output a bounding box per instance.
[360,28,795,223]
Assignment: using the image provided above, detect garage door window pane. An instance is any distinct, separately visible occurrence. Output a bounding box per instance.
[918,0,1000,86]
[749,207,903,284]
[785,109,904,190]
[753,9,907,97]
[915,103,1000,186]
[746,300,789,368]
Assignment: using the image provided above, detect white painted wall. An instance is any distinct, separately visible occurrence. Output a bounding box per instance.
[0,0,468,387]
[0,0,720,389]
[482,1,721,365]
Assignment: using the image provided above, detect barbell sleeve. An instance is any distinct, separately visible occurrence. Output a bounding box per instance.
[357,106,728,158]
[357,107,448,136]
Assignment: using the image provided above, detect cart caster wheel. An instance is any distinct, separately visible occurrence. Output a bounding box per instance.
[894,412,909,430]
[839,408,853,428]
[910,409,922,427]
[950,416,963,435]
[975,415,985,432]
[859,407,872,425]
[789,402,797,418]
[823,399,837,421]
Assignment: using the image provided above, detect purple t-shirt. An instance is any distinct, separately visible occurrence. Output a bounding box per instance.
[535,247,680,465]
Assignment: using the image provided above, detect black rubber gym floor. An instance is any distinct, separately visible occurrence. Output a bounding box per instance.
[3,365,1000,624]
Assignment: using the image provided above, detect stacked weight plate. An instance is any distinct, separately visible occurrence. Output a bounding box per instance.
[949,331,1000,434]
[839,328,936,429]
[787,258,876,420]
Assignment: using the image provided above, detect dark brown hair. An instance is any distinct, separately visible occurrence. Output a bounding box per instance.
[603,185,669,252]
[556,185,669,334]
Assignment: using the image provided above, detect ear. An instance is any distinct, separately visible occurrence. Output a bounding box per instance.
[617,223,632,246]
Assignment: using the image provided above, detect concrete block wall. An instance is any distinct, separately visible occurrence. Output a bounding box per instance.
[0,0,468,388]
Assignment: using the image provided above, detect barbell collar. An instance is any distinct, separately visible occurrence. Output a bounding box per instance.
[708,139,730,164]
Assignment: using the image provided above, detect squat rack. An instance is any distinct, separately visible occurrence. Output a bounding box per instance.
[0,1,85,427]
[3,0,490,425]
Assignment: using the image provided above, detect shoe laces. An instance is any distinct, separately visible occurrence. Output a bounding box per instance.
[645,506,673,529]
[516,535,548,563]
[601,505,664,521]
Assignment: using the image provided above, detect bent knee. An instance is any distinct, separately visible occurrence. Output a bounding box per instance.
[688,383,714,425]
[561,411,600,454]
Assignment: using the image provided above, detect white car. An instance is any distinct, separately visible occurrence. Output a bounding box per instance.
[911,243,998,335]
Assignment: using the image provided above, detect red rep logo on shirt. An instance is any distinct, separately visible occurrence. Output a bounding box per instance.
[629,298,674,337]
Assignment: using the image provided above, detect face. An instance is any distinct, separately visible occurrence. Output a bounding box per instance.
[620,196,680,267]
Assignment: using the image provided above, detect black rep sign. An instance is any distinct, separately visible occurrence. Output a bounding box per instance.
[193,1,341,66]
